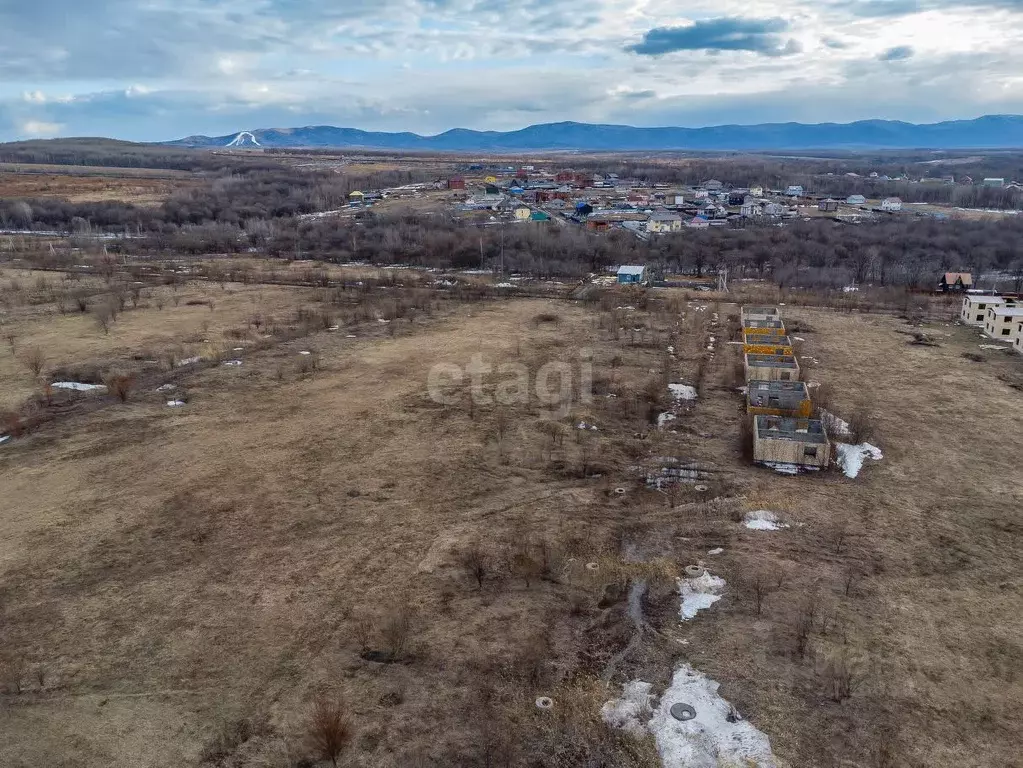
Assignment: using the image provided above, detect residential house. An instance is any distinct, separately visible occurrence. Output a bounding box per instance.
[960,295,1009,326]
[938,272,973,293]
[982,178,1006,188]
[529,211,550,222]
[785,185,804,197]
[703,179,723,191]
[984,306,1023,339]
[1014,321,1023,355]
[741,201,763,217]
[846,194,866,205]
[512,206,531,221]
[348,190,365,205]
[617,265,647,284]
[749,185,764,197]
[880,197,902,212]
[728,192,746,206]
[752,416,831,468]
[547,199,567,211]
[763,202,788,216]
[818,199,839,212]
[747,380,812,418]
[647,210,683,234]
[686,215,710,229]
[447,177,466,190]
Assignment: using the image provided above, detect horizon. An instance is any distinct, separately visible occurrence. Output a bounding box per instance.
[4,1,1023,143]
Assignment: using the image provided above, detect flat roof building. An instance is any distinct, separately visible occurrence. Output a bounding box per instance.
[743,332,793,356]
[753,416,830,468]
[745,352,800,382]
[747,380,812,418]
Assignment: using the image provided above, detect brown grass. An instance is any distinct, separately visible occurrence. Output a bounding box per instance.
[0,282,1019,768]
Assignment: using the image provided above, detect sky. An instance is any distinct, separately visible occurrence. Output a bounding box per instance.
[2,0,1023,142]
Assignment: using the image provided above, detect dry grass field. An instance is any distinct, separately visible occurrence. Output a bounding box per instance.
[0,271,1020,768]
[0,168,194,205]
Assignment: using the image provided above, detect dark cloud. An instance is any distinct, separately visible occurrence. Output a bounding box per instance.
[878,45,915,61]
[627,18,799,57]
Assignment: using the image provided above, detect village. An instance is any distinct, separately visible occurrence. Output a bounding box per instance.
[336,164,1022,236]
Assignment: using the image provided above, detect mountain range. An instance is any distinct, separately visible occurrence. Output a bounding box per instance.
[164,115,1023,152]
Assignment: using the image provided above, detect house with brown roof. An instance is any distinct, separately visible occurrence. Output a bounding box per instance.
[938,272,973,293]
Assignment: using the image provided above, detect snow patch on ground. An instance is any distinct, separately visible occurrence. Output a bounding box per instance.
[0,435,10,445]
[657,412,677,429]
[223,359,243,366]
[603,666,779,768]
[51,381,106,392]
[707,547,723,555]
[495,282,517,288]
[177,356,201,367]
[668,384,697,401]
[679,572,726,620]
[167,400,186,407]
[743,510,788,531]
[979,344,1010,350]
[764,462,800,475]
[835,443,883,478]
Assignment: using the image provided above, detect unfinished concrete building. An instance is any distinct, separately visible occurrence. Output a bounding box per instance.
[743,318,786,335]
[753,416,830,468]
[745,352,800,381]
[747,380,812,418]
[743,332,793,356]
[741,306,781,323]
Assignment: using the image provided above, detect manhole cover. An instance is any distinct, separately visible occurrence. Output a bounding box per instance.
[670,703,697,722]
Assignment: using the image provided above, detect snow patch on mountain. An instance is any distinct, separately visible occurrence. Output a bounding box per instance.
[226,131,261,147]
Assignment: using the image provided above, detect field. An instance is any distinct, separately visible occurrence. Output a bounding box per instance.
[0,165,194,205]
[0,264,1021,767]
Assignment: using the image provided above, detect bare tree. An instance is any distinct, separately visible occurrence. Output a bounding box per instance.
[307,697,354,767]
[20,346,45,378]
[460,542,490,590]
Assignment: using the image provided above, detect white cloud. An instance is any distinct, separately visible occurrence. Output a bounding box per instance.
[19,120,63,137]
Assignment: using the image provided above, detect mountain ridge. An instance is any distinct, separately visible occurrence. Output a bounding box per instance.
[163,115,1023,151]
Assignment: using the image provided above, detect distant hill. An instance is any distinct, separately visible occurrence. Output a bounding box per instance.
[164,116,1023,151]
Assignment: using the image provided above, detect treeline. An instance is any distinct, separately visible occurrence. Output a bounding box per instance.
[0,166,437,234]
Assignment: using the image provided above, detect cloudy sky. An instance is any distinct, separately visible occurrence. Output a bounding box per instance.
[2,0,1023,141]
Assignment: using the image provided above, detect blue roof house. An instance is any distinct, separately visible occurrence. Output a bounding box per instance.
[617,265,647,284]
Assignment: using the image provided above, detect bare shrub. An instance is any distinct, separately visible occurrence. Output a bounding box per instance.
[811,381,836,418]
[380,605,414,662]
[199,715,275,766]
[105,373,136,403]
[848,405,876,444]
[19,346,45,378]
[743,567,779,616]
[793,595,818,659]
[307,697,355,767]
[818,654,861,702]
[460,541,491,590]
[92,301,115,334]
[510,549,542,588]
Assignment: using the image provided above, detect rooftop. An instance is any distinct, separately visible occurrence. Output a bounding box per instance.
[617,265,646,276]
